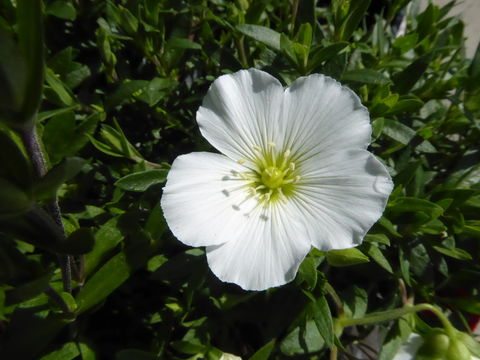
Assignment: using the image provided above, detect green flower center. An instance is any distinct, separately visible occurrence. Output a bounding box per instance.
[261,166,285,189]
[235,143,301,204]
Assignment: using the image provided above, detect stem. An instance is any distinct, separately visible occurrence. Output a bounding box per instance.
[290,0,299,34]
[329,345,338,360]
[339,303,456,338]
[20,127,72,293]
[325,282,344,316]
[236,36,248,68]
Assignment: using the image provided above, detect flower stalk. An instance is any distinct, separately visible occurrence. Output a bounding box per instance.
[338,303,456,338]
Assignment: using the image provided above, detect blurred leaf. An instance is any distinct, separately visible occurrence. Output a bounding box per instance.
[76,252,132,313]
[167,37,201,50]
[392,33,419,54]
[335,0,371,41]
[307,42,348,71]
[45,68,74,106]
[297,257,318,289]
[32,157,85,200]
[364,233,390,246]
[17,0,44,126]
[310,295,334,348]
[432,246,472,260]
[115,169,168,192]
[65,227,95,255]
[342,69,389,85]
[44,111,98,164]
[382,119,436,153]
[392,53,433,94]
[363,243,393,273]
[249,339,275,360]
[40,342,79,360]
[84,217,124,276]
[343,286,368,319]
[280,320,325,355]
[236,24,281,51]
[0,178,32,219]
[46,1,77,21]
[0,131,32,189]
[326,248,370,267]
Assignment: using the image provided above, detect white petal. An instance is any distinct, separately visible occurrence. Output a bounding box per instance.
[197,69,284,162]
[281,74,371,163]
[293,149,392,250]
[392,333,424,360]
[206,201,312,291]
[161,152,258,247]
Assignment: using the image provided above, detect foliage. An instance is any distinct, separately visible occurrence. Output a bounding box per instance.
[0,0,479,359]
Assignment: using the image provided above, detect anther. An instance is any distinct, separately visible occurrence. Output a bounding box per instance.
[253,145,262,151]
[237,158,246,165]
[284,149,291,157]
[267,142,276,147]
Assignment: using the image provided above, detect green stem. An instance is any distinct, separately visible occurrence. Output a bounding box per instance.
[325,282,344,316]
[339,303,456,338]
[20,127,72,294]
[236,36,248,68]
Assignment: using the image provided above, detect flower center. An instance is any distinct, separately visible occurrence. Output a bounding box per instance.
[261,166,284,189]
[234,143,301,204]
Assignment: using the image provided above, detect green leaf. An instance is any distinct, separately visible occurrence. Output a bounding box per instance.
[364,233,390,246]
[336,0,371,41]
[326,248,370,267]
[392,53,433,93]
[76,252,132,313]
[45,68,74,106]
[46,1,77,21]
[0,29,26,126]
[105,80,149,110]
[311,295,334,348]
[342,69,390,85]
[0,311,70,359]
[0,178,32,219]
[297,257,318,289]
[167,37,202,50]
[432,246,472,260]
[43,111,100,164]
[84,217,124,276]
[343,286,368,319]
[236,24,281,51]
[115,169,168,192]
[382,119,436,153]
[249,339,275,360]
[32,157,85,200]
[64,227,95,255]
[280,320,325,355]
[17,0,44,126]
[363,243,393,273]
[307,42,349,71]
[40,342,80,360]
[0,130,32,189]
[392,33,419,54]
[389,197,444,218]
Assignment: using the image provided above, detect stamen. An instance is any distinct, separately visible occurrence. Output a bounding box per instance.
[267,142,276,148]
[237,158,246,165]
[284,149,291,157]
[253,145,262,151]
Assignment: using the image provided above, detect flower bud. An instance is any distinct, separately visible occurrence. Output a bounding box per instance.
[446,340,471,360]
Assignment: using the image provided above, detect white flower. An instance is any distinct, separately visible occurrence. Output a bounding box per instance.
[161,69,393,291]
